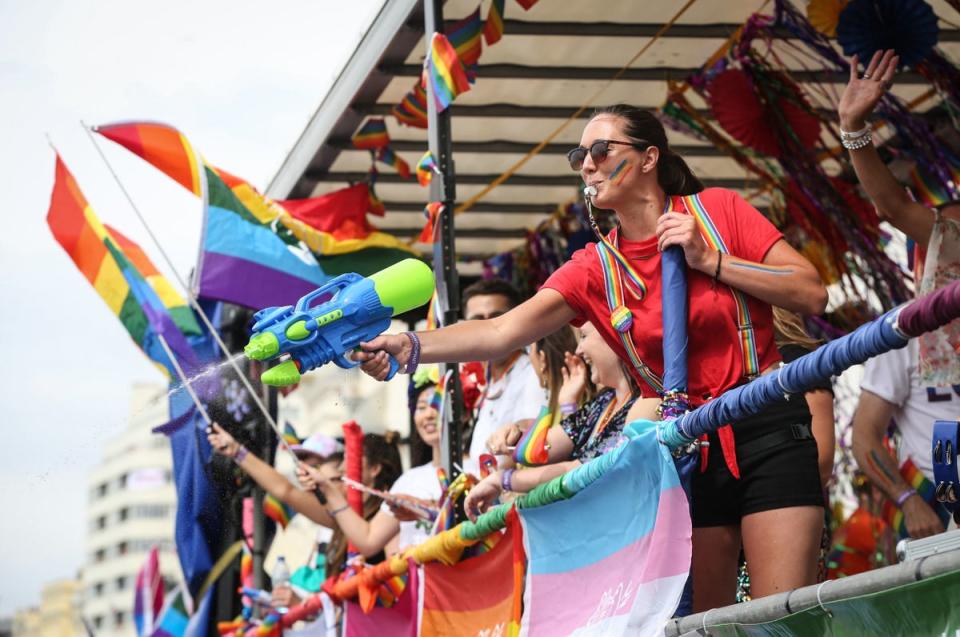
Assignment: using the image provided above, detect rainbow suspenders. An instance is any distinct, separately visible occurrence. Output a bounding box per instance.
[593,193,760,394]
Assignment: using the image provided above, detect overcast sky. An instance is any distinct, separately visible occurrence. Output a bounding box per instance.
[0,0,384,615]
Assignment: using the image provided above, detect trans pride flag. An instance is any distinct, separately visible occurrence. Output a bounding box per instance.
[517,419,691,635]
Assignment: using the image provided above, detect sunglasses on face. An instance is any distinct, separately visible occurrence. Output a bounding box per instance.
[566,139,647,171]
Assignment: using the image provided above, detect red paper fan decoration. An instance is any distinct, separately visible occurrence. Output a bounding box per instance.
[708,69,821,158]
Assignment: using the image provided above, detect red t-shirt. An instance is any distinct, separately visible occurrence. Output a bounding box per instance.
[542,188,783,403]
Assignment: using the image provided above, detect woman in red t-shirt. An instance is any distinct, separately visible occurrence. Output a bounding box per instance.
[358,105,828,609]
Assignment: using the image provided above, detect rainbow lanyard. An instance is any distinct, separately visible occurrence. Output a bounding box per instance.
[591,393,621,440]
[593,193,760,393]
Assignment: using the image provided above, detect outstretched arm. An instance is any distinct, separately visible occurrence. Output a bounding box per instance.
[207,423,335,527]
[357,288,577,380]
[839,50,936,245]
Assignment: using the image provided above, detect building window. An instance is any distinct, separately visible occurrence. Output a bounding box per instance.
[96,515,107,530]
[93,582,104,597]
[92,616,103,630]
[115,576,127,591]
[133,504,170,519]
[117,473,128,489]
[114,610,124,627]
[117,541,128,556]
[95,483,108,498]
[94,549,106,563]
[118,507,129,522]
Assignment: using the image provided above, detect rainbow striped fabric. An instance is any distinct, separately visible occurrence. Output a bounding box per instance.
[392,82,428,128]
[909,152,960,207]
[484,0,505,45]
[882,457,940,539]
[133,546,164,636]
[513,405,554,466]
[427,33,472,112]
[446,8,482,81]
[375,146,411,179]
[416,151,439,187]
[343,563,418,637]
[263,494,296,529]
[46,155,202,381]
[352,118,390,150]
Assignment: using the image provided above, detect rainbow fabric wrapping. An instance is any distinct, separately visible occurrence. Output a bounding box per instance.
[446,8,482,81]
[882,457,939,539]
[426,33,472,112]
[484,0,505,45]
[375,146,411,179]
[513,405,554,466]
[392,83,429,128]
[684,194,760,377]
[417,151,439,187]
[518,420,690,635]
[352,118,390,150]
[133,547,164,636]
[46,155,202,381]
[263,494,296,530]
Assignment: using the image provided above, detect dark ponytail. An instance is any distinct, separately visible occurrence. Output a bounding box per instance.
[363,432,403,492]
[592,104,703,196]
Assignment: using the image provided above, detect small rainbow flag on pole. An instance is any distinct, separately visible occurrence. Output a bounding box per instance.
[351,118,390,150]
[416,151,440,187]
[426,33,471,112]
[282,422,300,446]
[446,8,482,81]
[264,494,296,529]
[418,202,444,244]
[392,83,429,128]
[484,0,505,45]
[513,405,554,466]
[376,146,411,179]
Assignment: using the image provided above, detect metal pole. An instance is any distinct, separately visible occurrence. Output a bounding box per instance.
[424,0,464,482]
[251,378,276,592]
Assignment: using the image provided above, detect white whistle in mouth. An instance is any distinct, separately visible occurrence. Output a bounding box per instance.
[583,185,598,198]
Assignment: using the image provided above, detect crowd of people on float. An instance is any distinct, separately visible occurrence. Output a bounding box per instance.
[204,49,958,616]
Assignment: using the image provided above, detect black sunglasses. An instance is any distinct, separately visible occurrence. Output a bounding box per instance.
[566,139,647,171]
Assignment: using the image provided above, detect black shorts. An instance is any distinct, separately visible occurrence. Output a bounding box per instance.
[691,394,824,528]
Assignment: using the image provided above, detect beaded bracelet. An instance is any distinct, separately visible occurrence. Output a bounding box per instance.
[841,132,872,151]
[501,469,515,493]
[895,488,917,508]
[233,446,249,463]
[839,126,870,140]
[403,332,421,374]
[559,402,578,416]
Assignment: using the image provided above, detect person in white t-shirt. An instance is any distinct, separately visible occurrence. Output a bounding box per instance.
[461,279,546,462]
[297,377,445,553]
[852,339,958,539]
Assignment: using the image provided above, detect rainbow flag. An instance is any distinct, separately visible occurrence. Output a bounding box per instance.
[133,547,164,636]
[392,82,429,129]
[375,146,411,179]
[95,122,413,282]
[263,494,296,529]
[517,420,690,634]
[46,155,202,381]
[429,373,446,411]
[352,118,390,150]
[427,33,472,112]
[515,0,538,9]
[446,8,483,80]
[484,0,505,45]
[367,172,387,217]
[513,404,554,466]
[281,422,300,446]
[425,290,443,330]
[909,153,960,207]
[882,457,940,539]
[421,510,524,636]
[149,584,190,637]
[416,151,439,187]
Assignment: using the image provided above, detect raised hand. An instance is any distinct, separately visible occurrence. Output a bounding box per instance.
[838,50,899,131]
[557,352,588,405]
[207,422,241,458]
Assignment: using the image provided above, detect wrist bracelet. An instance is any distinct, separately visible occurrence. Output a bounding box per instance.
[328,503,350,516]
[233,446,249,463]
[839,126,870,140]
[559,402,578,416]
[501,469,515,493]
[403,332,421,374]
[841,132,872,150]
[895,488,917,508]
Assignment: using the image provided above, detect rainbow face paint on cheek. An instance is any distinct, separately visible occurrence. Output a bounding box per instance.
[609,159,634,185]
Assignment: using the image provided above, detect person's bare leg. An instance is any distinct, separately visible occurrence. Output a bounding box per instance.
[741,506,822,598]
[692,525,741,612]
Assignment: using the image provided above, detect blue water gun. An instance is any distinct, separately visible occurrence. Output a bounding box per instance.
[244,259,435,386]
